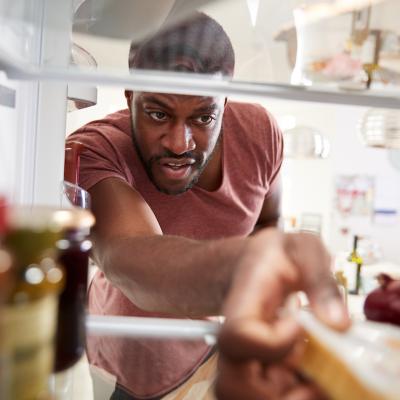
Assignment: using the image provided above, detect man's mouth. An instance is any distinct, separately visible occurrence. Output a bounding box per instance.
[158,158,196,180]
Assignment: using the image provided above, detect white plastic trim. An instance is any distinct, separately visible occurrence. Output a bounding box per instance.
[86,315,220,345]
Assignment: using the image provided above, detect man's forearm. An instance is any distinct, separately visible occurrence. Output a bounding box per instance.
[92,234,250,317]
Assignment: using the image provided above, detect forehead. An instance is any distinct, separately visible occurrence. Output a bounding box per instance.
[135,92,224,111]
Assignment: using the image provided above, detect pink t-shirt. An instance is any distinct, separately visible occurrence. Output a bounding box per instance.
[68,101,283,398]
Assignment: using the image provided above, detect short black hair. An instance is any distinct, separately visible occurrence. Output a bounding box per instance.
[129,12,235,77]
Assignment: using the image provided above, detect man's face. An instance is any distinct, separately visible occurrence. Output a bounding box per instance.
[129,92,225,195]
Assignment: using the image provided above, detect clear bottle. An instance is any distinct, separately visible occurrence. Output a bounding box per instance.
[0,207,66,400]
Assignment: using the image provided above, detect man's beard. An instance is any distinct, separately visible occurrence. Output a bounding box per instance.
[131,128,222,195]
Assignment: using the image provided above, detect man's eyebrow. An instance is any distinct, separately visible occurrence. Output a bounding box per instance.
[142,96,173,111]
[193,103,219,114]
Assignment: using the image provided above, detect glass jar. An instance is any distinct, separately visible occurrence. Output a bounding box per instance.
[0,206,66,400]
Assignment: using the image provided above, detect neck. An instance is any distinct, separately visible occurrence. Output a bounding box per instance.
[196,141,223,192]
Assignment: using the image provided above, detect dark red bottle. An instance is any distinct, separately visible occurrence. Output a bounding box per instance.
[54,210,94,372]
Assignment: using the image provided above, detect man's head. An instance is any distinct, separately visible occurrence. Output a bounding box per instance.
[128,12,235,76]
[126,13,235,195]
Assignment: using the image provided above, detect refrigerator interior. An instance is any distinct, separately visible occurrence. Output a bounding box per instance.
[1,0,400,398]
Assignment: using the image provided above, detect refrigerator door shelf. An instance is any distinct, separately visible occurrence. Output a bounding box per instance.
[0,84,16,108]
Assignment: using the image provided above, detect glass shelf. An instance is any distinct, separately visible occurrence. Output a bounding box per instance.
[1,0,400,109]
[2,48,400,109]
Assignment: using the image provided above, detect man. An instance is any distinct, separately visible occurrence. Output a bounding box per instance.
[68,12,349,399]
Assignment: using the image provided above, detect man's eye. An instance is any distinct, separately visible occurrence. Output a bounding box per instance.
[193,115,215,125]
[149,111,168,121]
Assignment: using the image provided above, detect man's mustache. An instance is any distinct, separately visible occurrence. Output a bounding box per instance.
[150,151,201,163]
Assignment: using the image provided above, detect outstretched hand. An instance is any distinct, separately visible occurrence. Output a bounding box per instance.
[215,229,350,400]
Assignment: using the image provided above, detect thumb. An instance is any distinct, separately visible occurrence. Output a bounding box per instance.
[285,233,350,331]
[307,279,350,331]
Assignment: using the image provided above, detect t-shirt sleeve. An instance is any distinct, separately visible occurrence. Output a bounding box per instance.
[263,108,284,197]
[66,126,131,192]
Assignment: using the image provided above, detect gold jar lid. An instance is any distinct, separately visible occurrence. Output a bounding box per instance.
[5,206,95,267]
[7,206,95,232]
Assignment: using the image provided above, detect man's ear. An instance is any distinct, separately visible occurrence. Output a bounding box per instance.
[125,90,133,110]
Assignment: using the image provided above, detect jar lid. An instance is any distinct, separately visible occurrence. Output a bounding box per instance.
[8,206,95,232]
[5,207,95,267]
[51,208,95,231]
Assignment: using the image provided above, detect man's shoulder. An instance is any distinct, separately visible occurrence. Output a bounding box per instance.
[223,100,282,165]
[68,109,131,141]
[225,101,268,120]
[223,101,277,140]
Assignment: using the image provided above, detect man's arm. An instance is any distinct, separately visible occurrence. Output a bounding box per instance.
[253,178,282,231]
[89,177,250,317]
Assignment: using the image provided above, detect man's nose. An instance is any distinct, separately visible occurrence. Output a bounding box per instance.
[161,123,195,155]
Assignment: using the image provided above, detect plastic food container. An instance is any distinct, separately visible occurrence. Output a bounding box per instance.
[298,311,400,400]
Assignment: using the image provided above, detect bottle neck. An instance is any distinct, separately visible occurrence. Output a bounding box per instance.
[353,235,359,252]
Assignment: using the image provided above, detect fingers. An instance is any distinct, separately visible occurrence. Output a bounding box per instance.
[215,358,326,400]
[223,235,300,323]
[223,254,291,321]
[215,230,342,400]
[284,232,351,331]
[215,359,276,400]
[218,316,302,363]
[283,384,328,400]
[264,365,299,390]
